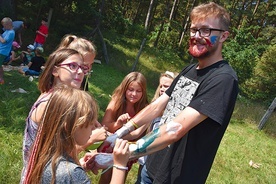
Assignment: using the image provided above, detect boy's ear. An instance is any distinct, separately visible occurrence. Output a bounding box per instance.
[219,31,229,42]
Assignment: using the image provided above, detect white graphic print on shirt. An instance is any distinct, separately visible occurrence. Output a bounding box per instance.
[160,75,199,126]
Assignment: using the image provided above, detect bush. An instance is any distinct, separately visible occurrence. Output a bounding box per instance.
[242,44,276,102]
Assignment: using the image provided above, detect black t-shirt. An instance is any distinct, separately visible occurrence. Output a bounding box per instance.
[29,56,45,72]
[146,60,239,184]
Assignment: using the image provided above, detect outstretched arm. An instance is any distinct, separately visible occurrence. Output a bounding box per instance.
[98,94,169,152]
[115,94,170,138]
[128,106,207,159]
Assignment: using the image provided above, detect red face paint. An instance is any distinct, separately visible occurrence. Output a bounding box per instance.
[188,37,214,58]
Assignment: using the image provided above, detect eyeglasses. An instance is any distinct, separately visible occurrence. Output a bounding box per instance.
[57,62,90,75]
[190,28,225,37]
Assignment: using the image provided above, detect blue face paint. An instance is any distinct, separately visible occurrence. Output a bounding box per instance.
[210,35,218,45]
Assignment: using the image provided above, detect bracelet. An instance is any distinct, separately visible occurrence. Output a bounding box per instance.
[130,119,139,129]
[113,164,128,171]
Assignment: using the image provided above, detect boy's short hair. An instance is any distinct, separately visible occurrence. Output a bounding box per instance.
[42,18,48,22]
[27,44,35,50]
[36,47,44,54]
[190,2,230,31]
[1,17,12,25]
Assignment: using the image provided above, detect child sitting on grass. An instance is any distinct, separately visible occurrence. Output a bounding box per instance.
[20,44,35,65]
[18,46,45,76]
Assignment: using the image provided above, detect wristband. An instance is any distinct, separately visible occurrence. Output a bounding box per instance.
[130,119,139,129]
[113,164,128,171]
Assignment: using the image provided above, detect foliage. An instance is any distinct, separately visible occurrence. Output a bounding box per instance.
[223,26,265,85]
[242,45,276,102]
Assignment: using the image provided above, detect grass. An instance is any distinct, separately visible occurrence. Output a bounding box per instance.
[0,33,275,183]
[0,65,275,184]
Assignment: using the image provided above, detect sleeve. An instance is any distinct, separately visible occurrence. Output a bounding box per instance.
[3,31,15,42]
[70,167,91,184]
[188,73,238,125]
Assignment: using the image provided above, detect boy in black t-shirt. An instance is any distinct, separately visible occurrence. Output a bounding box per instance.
[18,47,45,76]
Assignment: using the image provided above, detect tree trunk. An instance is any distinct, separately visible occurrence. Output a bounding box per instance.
[145,0,155,32]
[154,0,170,47]
[97,28,109,64]
[178,0,196,47]
[167,0,178,32]
[236,0,246,29]
[248,0,260,26]
[132,1,142,25]
[132,38,147,71]
[255,2,271,38]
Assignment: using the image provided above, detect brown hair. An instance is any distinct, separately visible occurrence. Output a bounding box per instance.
[190,2,230,31]
[38,48,82,93]
[25,84,98,184]
[112,72,148,119]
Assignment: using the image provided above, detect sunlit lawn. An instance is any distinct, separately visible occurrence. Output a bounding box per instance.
[0,64,275,184]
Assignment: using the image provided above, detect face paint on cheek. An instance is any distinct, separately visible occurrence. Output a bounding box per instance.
[209,36,218,46]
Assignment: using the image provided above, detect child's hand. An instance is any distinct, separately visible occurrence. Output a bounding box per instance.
[89,126,108,143]
[79,151,97,171]
[114,113,131,130]
[113,139,130,167]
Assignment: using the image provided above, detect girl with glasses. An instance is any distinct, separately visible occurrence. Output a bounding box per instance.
[24,85,130,184]
[20,47,107,183]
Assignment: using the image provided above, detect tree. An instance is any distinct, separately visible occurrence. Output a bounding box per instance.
[223,26,260,85]
[243,44,276,102]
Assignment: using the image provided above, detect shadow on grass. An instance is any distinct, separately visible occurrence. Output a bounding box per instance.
[0,71,40,134]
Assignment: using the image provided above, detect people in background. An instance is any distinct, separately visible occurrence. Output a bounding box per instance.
[33,18,48,48]
[18,47,45,76]
[0,17,15,85]
[11,20,30,45]
[3,41,21,65]
[21,44,35,65]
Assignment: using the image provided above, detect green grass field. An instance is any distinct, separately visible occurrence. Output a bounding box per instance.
[0,62,275,183]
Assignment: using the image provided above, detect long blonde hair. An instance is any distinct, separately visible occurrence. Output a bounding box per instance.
[151,71,176,102]
[57,34,96,57]
[25,85,98,184]
[112,72,148,119]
